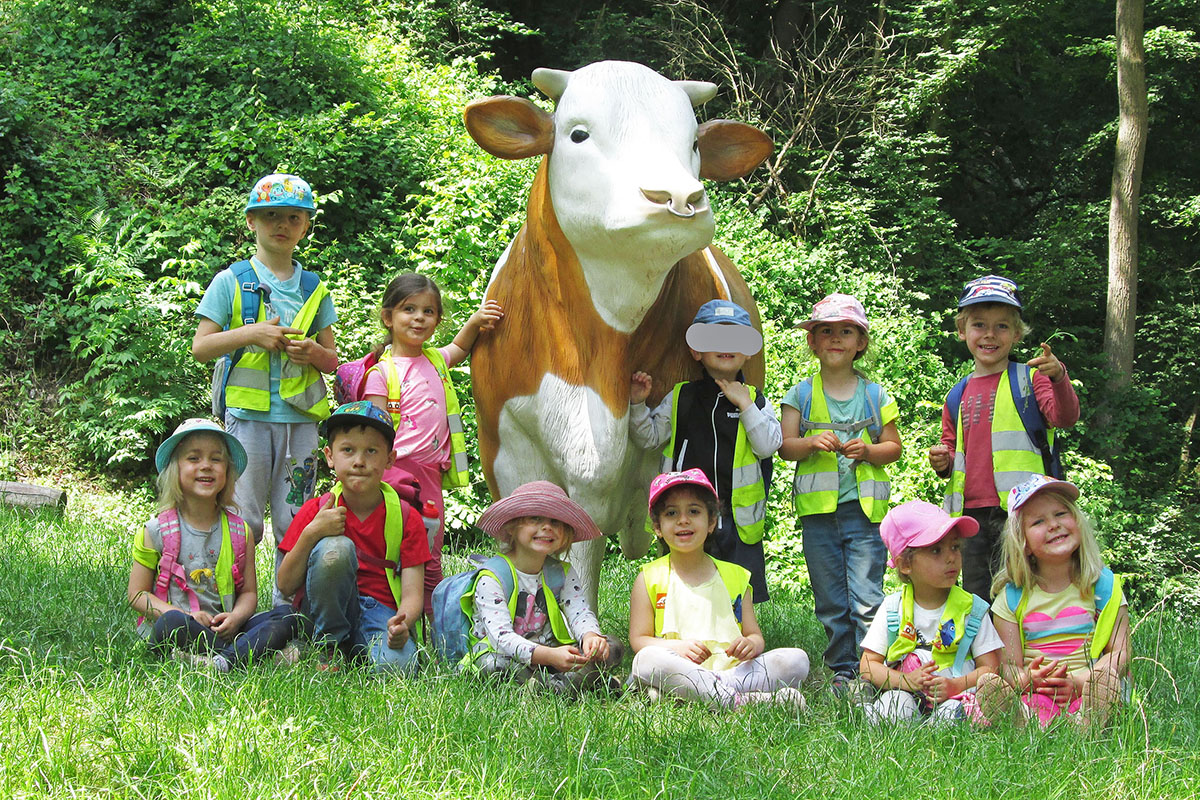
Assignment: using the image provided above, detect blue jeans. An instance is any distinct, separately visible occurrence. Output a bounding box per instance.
[302,536,419,674]
[801,501,886,678]
[149,606,305,668]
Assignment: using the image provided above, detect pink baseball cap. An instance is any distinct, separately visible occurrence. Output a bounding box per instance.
[798,293,870,333]
[647,469,717,512]
[1007,474,1080,514]
[880,500,979,567]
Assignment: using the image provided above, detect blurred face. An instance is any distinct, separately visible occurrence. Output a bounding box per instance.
[807,323,867,368]
[384,290,441,355]
[653,486,716,554]
[247,208,310,258]
[958,305,1019,374]
[1020,493,1080,565]
[900,531,963,593]
[324,426,394,496]
[175,433,228,503]
[510,515,570,558]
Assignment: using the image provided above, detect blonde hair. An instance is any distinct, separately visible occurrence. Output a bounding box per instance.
[990,490,1103,600]
[496,517,576,557]
[156,432,240,514]
[954,302,1032,340]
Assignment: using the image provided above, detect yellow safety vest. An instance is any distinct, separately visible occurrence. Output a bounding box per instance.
[791,373,895,523]
[226,263,331,420]
[884,584,979,673]
[656,382,767,544]
[640,554,749,638]
[944,368,1050,515]
[461,555,574,662]
[375,346,469,489]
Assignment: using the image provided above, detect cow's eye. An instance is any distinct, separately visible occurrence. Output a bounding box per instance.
[692,138,699,153]
[569,128,590,143]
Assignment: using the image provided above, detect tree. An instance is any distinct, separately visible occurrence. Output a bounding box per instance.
[1104,0,1148,392]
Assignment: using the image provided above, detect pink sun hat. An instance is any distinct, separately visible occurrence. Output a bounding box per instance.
[880,500,979,567]
[798,293,870,333]
[477,481,602,543]
[647,469,718,512]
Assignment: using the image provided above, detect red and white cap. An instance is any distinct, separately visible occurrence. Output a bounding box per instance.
[798,293,870,333]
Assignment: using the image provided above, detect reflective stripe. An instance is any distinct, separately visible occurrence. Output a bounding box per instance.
[731,462,760,489]
[733,500,765,527]
[859,478,890,502]
[993,430,1041,454]
[794,471,839,495]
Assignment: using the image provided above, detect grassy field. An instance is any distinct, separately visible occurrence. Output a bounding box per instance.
[1,493,1198,799]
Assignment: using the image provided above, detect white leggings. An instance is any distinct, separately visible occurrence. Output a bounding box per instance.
[630,645,810,707]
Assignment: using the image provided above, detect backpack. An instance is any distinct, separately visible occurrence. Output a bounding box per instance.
[211,260,323,417]
[140,508,247,624]
[946,360,1064,479]
[431,555,567,665]
[882,591,990,677]
[333,350,381,407]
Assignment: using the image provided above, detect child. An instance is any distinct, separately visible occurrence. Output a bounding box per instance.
[128,419,304,671]
[928,275,1079,599]
[859,500,1002,722]
[362,272,503,617]
[276,401,432,673]
[629,299,781,602]
[778,293,902,691]
[191,173,339,604]
[977,476,1129,728]
[461,481,622,692]
[629,470,809,709]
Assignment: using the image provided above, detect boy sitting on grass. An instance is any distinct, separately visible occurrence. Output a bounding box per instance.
[277,401,431,673]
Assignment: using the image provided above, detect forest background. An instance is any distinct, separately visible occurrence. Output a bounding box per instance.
[1,0,1198,616]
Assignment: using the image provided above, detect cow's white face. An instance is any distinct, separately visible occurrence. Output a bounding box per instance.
[538,62,717,332]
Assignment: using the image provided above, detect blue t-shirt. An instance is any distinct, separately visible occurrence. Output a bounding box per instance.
[195,257,337,424]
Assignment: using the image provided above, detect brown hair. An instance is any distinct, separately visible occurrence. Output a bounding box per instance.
[372,272,444,358]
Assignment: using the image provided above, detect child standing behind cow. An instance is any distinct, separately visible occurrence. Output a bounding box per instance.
[362,272,503,617]
[630,299,781,602]
[927,276,1079,599]
[191,174,338,604]
[779,294,902,693]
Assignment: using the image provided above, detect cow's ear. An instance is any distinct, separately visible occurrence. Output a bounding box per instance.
[696,120,773,181]
[464,96,555,160]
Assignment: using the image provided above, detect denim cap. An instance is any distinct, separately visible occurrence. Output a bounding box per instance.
[245,173,316,213]
[1007,474,1080,514]
[798,293,870,333]
[648,468,718,512]
[155,418,247,476]
[477,481,602,543]
[686,300,762,355]
[320,400,396,448]
[958,275,1022,309]
[880,500,979,567]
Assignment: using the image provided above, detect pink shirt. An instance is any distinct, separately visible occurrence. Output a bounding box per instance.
[939,367,1079,508]
[364,347,453,470]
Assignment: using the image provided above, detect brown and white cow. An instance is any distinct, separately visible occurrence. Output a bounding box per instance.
[464,61,771,605]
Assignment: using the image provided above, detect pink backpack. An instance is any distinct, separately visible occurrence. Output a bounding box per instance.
[333,351,381,406]
[141,508,247,623]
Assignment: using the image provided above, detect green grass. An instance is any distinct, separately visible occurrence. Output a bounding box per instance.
[1,500,1198,799]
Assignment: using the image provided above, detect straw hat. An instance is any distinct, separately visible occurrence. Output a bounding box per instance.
[477,481,602,543]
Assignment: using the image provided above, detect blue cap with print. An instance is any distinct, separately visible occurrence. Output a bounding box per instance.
[958,275,1022,309]
[320,401,396,447]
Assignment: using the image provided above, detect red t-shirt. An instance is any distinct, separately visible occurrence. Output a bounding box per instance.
[280,492,432,609]
[939,367,1080,508]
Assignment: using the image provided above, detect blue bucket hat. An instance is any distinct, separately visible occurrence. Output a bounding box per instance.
[958,275,1023,309]
[155,419,248,476]
[320,401,396,448]
[245,173,316,214]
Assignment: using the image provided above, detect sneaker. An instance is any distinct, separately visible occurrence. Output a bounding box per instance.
[170,648,215,669]
[274,641,302,667]
[314,647,342,673]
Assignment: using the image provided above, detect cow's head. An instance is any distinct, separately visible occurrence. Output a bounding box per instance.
[465,61,771,331]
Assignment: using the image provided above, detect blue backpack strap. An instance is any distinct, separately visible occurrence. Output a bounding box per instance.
[1094,566,1114,612]
[945,374,970,429]
[883,591,902,651]
[863,380,884,442]
[794,378,814,432]
[480,555,517,600]
[1007,361,1063,479]
[230,260,261,327]
[952,594,992,676]
[542,558,567,597]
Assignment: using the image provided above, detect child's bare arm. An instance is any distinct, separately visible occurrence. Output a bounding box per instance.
[778,405,841,461]
[284,325,338,373]
[726,588,765,661]
[860,649,935,693]
[443,299,505,367]
[128,561,177,621]
[386,564,425,650]
[191,316,303,362]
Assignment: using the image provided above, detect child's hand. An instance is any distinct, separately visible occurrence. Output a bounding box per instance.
[580,632,609,662]
[725,635,762,663]
[808,431,842,454]
[926,673,966,704]
[714,378,752,410]
[668,639,712,664]
[630,371,653,404]
[386,611,410,650]
[1027,342,1065,382]
[841,437,869,462]
[900,661,937,694]
[309,495,347,540]
[1032,659,1076,706]
[928,443,952,473]
[210,611,243,641]
[246,317,304,352]
[471,299,505,332]
[284,337,321,366]
[192,610,215,629]
[543,645,588,672]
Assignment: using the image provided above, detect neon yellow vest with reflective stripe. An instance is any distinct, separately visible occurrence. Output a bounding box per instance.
[659,382,766,544]
[884,584,976,671]
[226,264,331,420]
[328,481,422,638]
[376,346,469,489]
[1008,572,1123,662]
[791,373,893,523]
[944,368,1050,516]
[461,555,574,661]
[641,554,749,637]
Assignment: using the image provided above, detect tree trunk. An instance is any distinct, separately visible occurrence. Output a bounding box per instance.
[1104,0,1148,392]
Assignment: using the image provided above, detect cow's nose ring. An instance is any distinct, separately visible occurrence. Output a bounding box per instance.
[669,203,697,218]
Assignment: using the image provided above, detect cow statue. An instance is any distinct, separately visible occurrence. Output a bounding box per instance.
[464,60,771,606]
